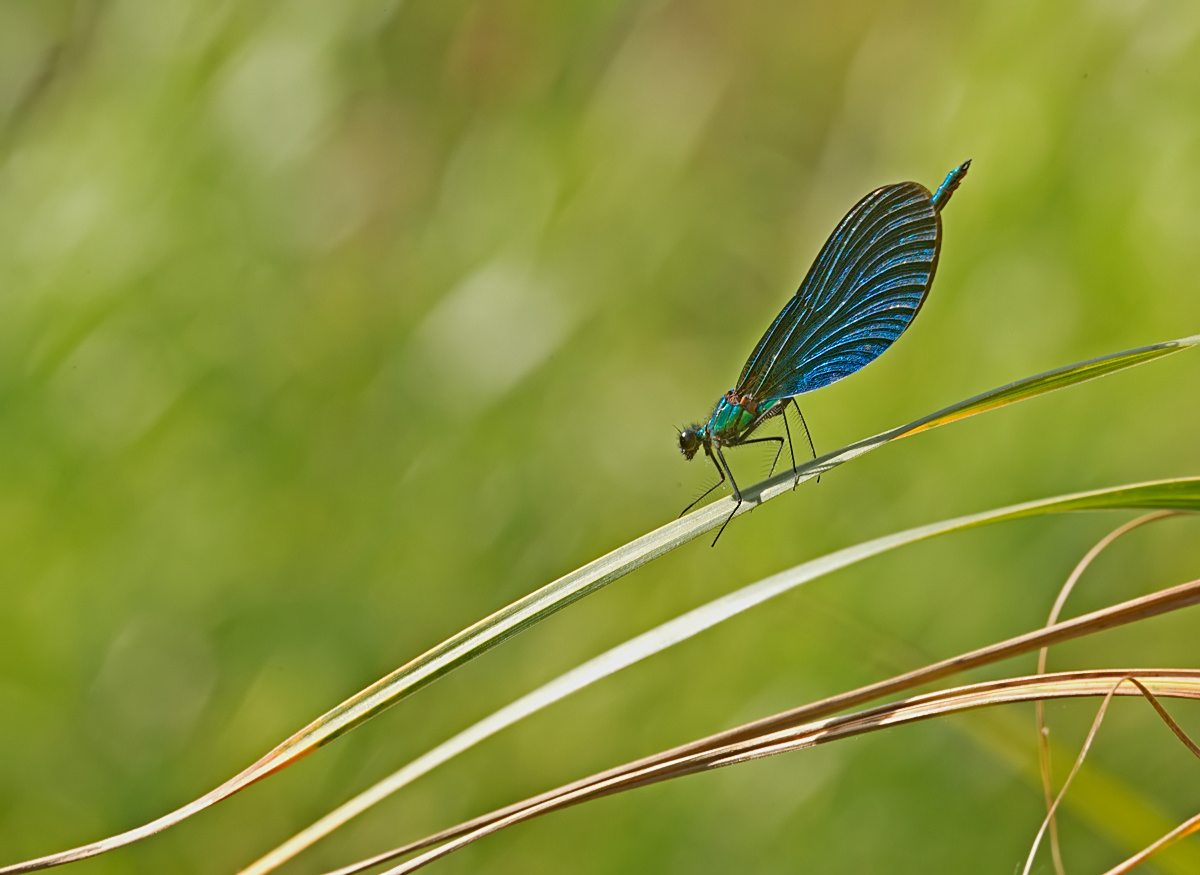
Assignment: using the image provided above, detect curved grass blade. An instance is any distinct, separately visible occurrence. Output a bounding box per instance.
[248,482,1200,875]
[3,335,1196,875]
[371,670,1200,875]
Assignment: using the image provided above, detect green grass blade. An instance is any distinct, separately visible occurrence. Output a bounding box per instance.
[245,479,1200,875]
[3,335,1195,875]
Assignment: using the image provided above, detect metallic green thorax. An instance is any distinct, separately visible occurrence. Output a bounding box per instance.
[701,394,783,446]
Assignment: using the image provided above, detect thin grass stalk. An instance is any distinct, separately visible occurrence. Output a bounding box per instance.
[1104,813,1200,875]
[321,577,1200,875]
[1034,511,1181,875]
[1026,678,1139,875]
[1023,677,1200,875]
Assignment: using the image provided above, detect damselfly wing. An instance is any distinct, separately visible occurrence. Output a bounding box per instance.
[679,161,970,543]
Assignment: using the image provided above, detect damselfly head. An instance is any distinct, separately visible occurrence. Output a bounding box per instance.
[678,426,703,460]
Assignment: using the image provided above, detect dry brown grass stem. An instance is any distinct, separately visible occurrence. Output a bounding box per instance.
[326,578,1200,875]
[1104,812,1200,874]
[363,670,1200,875]
[1034,510,1182,875]
[1023,675,1200,874]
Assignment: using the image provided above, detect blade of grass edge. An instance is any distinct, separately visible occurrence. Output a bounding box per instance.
[2,335,1194,875]
[249,482,1200,875]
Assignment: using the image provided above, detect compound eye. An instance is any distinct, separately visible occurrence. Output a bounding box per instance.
[678,428,701,458]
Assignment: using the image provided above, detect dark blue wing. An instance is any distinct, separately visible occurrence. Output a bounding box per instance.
[736,181,941,402]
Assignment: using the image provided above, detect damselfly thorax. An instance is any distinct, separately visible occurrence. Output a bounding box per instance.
[704,391,785,446]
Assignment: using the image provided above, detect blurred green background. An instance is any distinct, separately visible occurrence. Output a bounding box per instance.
[2,1,1199,873]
